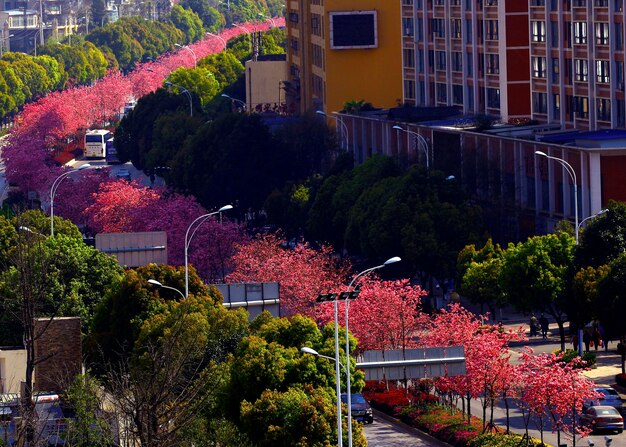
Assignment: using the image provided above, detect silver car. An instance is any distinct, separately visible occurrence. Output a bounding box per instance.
[584,385,624,414]
[580,406,624,434]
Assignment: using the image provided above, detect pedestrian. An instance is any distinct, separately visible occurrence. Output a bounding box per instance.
[573,333,579,352]
[583,330,592,352]
[592,327,602,351]
[539,314,549,339]
[599,323,609,351]
[529,314,538,337]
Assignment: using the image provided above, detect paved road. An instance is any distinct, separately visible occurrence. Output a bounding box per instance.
[363,411,448,447]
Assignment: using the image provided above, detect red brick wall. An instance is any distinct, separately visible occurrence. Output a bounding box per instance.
[34,317,82,393]
[601,156,626,205]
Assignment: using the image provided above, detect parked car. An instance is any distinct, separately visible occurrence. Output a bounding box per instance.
[341,393,373,424]
[580,405,624,434]
[583,385,624,414]
[115,168,131,181]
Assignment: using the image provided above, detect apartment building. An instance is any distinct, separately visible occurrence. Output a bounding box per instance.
[285,0,403,114]
[528,0,626,130]
[401,0,531,122]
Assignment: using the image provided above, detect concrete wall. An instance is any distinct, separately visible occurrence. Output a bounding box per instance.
[245,59,287,112]
[0,348,26,394]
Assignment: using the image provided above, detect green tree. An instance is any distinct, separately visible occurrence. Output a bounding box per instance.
[596,253,626,373]
[0,60,26,107]
[198,51,244,89]
[499,232,576,350]
[33,55,64,90]
[576,200,626,268]
[569,265,610,329]
[457,239,505,316]
[168,5,204,43]
[16,209,82,240]
[168,66,220,108]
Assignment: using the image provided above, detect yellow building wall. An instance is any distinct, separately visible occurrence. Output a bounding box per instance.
[323,0,402,114]
[0,348,26,394]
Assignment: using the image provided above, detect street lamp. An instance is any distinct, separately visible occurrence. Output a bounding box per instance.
[393,125,430,169]
[301,347,344,446]
[148,279,185,299]
[165,81,193,117]
[316,110,349,151]
[184,204,233,297]
[221,93,246,111]
[206,32,227,50]
[344,256,401,446]
[50,164,91,236]
[258,13,276,28]
[174,43,197,68]
[535,150,581,355]
[576,208,608,237]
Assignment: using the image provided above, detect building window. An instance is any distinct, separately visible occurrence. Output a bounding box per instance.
[552,57,560,83]
[432,18,445,38]
[487,88,500,109]
[532,57,547,78]
[574,22,587,44]
[595,23,609,46]
[452,19,462,39]
[466,52,473,76]
[594,0,608,6]
[436,51,446,70]
[312,74,324,100]
[486,54,499,75]
[486,20,498,40]
[575,96,589,118]
[403,48,415,68]
[597,98,611,121]
[290,37,299,55]
[451,52,462,72]
[596,60,610,83]
[311,14,322,37]
[550,21,559,48]
[404,80,415,99]
[553,93,561,119]
[465,19,472,43]
[532,21,546,42]
[533,92,548,114]
[403,17,414,37]
[437,83,447,102]
[531,0,546,5]
[452,85,463,105]
[575,59,588,82]
[616,23,623,50]
[312,44,324,69]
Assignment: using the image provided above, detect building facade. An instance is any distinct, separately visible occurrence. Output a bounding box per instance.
[527,1,626,130]
[285,0,403,114]
[401,0,531,122]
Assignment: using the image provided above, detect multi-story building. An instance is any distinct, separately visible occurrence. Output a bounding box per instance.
[528,1,626,130]
[401,0,531,123]
[285,0,403,114]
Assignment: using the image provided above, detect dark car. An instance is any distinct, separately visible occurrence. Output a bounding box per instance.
[580,405,624,434]
[341,393,373,424]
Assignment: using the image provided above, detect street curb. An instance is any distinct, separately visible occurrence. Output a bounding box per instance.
[372,408,453,447]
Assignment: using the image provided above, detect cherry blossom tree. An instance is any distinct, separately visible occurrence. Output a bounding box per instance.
[516,348,598,446]
[226,234,350,317]
[418,304,525,427]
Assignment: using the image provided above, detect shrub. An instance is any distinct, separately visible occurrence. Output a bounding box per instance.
[469,433,551,447]
[555,349,596,368]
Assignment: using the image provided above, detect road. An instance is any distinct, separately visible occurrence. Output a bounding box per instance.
[364,410,448,447]
[71,158,165,189]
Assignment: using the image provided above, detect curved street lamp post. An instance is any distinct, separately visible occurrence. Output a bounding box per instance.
[221,93,246,111]
[148,279,185,299]
[165,81,193,117]
[50,164,91,236]
[206,32,227,50]
[184,205,233,297]
[344,256,401,447]
[174,43,197,68]
[393,125,430,169]
[316,110,349,151]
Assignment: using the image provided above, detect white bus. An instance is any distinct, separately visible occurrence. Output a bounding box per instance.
[84,129,112,158]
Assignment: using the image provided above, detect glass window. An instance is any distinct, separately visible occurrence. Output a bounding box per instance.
[532,57,547,78]
[574,22,587,44]
[596,60,609,83]
[575,59,588,82]
[532,21,546,42]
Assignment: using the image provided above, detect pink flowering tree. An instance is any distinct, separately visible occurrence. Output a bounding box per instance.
[226,234,350,317]
[315,277,426,352]
[418,304,525,428]
[516,349,598,446]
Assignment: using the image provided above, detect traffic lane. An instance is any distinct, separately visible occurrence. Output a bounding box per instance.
[363,410,451,447]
